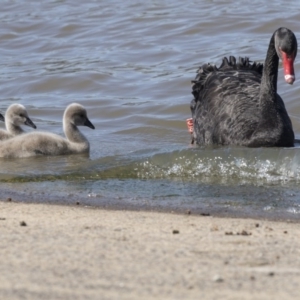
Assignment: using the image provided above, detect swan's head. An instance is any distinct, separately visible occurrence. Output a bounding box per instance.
[275,27,297,85]
[64,103,95,130]
[6,104,36,129]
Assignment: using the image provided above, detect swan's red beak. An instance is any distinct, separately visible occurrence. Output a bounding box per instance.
[281,51,296,85]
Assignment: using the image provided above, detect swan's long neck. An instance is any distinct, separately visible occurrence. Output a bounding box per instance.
[63,122,89,145]
[6,123,23,136]
[260,33,279,97]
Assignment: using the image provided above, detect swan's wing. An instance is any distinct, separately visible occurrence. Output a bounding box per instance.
[191,56,263,106]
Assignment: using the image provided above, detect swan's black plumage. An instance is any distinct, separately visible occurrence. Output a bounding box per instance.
[190,27,297,147]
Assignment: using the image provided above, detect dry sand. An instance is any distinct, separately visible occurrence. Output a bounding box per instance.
[0,200,299,300]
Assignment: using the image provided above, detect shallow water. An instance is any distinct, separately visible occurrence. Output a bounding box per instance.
[1,0,300,220]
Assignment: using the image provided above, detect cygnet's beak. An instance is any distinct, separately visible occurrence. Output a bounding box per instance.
[84,118,95,130]
[25,117,37,129]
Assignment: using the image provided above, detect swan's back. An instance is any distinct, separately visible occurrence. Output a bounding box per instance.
[191,56,263,116]
[0,132,70,158]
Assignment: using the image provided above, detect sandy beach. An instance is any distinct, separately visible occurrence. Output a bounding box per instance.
[0,200,299,300]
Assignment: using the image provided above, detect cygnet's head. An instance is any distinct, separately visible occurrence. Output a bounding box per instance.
[6,104,36,129]
[64,103,95,129]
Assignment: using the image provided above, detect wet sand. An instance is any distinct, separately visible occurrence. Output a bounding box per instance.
[0,200,299,300]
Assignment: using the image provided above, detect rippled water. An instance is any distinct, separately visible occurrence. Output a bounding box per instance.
[1,0,300,220]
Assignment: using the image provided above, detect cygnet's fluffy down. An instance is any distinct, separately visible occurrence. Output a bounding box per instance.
[0,103,95,158]
[0,103,36,141]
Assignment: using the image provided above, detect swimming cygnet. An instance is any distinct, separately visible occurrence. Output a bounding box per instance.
[0,103,36,141]
[0,103,95,158]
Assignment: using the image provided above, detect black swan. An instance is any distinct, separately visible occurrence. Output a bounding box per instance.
[188,27,297,147]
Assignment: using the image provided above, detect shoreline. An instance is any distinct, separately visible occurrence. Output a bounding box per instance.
[2,191,300,223]
[1,200,300,299]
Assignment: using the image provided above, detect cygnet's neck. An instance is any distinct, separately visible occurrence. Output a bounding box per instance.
[63,122,89,145]
[6,122,24,136]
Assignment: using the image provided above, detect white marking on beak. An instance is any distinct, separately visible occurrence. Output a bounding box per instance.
[285,74,295,84]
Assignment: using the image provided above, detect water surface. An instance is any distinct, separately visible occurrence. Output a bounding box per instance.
[1,0,300,220]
